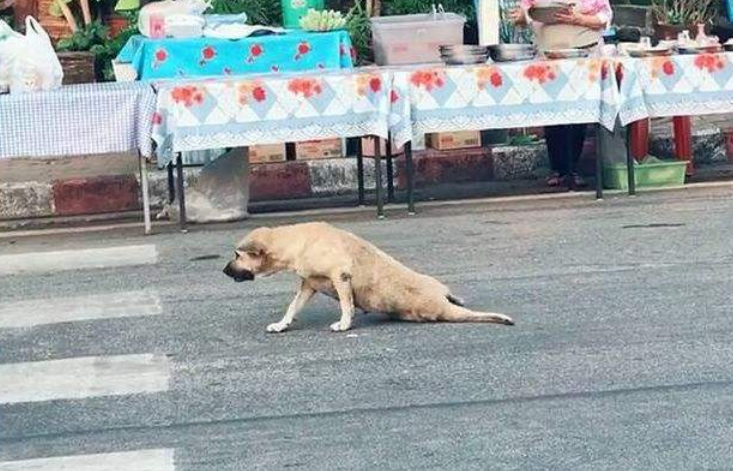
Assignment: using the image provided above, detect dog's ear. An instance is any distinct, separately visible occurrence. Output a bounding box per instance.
[238,240,267,256]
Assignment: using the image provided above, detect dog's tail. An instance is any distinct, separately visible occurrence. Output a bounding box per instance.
[440,303,514,326]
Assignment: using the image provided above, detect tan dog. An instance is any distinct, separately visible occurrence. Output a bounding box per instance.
[223,222,514,332]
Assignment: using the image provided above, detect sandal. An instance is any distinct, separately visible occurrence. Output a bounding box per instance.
[546,172,564,187]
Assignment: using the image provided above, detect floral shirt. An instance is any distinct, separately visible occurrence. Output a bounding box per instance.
[520,0,613,26]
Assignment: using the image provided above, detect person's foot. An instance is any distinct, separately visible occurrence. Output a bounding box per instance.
[567,173,587,190]
[546,172,564,187]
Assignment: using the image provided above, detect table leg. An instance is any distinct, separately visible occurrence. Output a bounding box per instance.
[405,142,415,215]
[175,153,188,232]
[138,152,152,235]
[673,116,694,176]
[167,162,175,203]
[386,139,395,203]
[373,136,384,219]
[356,137,365,206]
[625,125,636,196]
[595,126,603,200]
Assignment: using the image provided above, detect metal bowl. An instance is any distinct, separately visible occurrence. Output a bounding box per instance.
[678,44,723,55]
[543,48,590,60]
[440,45,490,55]
[488,44,536,62]
[528,2,569,24]
[624,44,673,58]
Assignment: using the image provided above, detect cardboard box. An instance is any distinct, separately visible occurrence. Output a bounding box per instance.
[360,137,404,157]
[295,139,343,160]
[427,131,482,151]
[248,144,286,164]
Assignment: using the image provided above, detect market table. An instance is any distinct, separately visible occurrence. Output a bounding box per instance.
[0,82,157,233]
[150,68,397,229]
[388,58,623,208]
[117,30,354,81]
[617,52,733,192]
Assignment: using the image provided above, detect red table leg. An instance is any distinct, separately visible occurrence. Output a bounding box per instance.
[629,119,649,160]
[673,116,695,176]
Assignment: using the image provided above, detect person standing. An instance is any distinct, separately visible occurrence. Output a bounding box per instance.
[510,0,613,188]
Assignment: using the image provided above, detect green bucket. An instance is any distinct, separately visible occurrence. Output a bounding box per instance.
[281,0,325,29]
[603,159,687,190]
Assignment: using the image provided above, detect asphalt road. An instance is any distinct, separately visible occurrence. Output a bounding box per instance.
[1,187,733,470]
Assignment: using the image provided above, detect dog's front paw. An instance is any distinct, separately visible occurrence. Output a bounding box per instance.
[266,322,290,333]
[330,321,352,332]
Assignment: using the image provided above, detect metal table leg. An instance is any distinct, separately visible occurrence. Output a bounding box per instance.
[356,138,365,206]
[404,142,415,215]
[386,139,395,203]
[175,153,188,232]
[373,136,384,219]
[625,124,636,196]
[595,125,603,200]
[138,152,152,235]
[167,162,175,203]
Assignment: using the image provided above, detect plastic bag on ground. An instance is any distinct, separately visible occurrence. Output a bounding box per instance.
[163,147,250,223]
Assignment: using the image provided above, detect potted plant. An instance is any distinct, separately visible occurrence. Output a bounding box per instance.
[107,0,138,38]
[651,0,718,40]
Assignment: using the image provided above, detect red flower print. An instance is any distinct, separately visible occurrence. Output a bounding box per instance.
[295,41,311,60]
[694,54,725,73]
[523,63,557,84]
[601,62,609,81]
[369,77,381,93]
[252,86,267,102]
[390,90,399,103]
[490,72,502,88]
[662,61,674,76]
[200,46,216,65]
[247,44,264,63]
[409,70,447,91]
[152,112,162,125]
[155,49,167,62]
[350,46,356,61]
[171,86,205,107]
[288,78,323,98]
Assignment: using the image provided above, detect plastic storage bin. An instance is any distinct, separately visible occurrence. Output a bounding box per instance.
[603,160,687,190]
[371,13,465,65]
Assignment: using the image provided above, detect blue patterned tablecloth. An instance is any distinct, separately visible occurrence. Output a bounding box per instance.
[618,53,733,124]
[0,82,156,159]
[389,59,620,148]
[151,69,392,167]
[117,31,354,81]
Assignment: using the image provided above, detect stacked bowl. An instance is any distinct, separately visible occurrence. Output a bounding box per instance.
[439,45,491,65]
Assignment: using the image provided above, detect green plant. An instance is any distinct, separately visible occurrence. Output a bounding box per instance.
[208,0,282,26]
[651,0,718,25]
[346,0,370,64]
[56,18,134,81]
[381,0,475,18]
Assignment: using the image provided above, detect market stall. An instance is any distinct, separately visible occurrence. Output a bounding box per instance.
[0,82,157,232]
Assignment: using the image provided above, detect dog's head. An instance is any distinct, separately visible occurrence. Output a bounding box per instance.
[223,227,274,282]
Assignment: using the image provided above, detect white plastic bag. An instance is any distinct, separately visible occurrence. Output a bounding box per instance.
[0,20,23,91]
[7,17,64,93]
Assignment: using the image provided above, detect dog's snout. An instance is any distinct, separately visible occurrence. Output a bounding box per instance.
[223,261,254,282]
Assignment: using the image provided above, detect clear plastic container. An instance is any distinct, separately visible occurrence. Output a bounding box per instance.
[370,13,465,65]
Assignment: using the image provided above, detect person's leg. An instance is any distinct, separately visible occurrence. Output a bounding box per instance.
[568,124,588,188]
[545,125,569,185]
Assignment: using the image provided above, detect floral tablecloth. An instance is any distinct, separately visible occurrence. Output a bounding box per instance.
[117,31,354,81]
[152,69,392,166]
[389,58,620,147]
[618,53,733,124]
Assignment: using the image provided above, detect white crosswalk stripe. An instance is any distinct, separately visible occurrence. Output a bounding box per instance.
[0,290,163,329]
[0,449,175,471]
[0,354,171,405]
[0,245,158,276]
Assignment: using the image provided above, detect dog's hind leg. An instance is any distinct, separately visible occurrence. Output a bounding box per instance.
[267,280,315,333]
[438,303,514,326]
